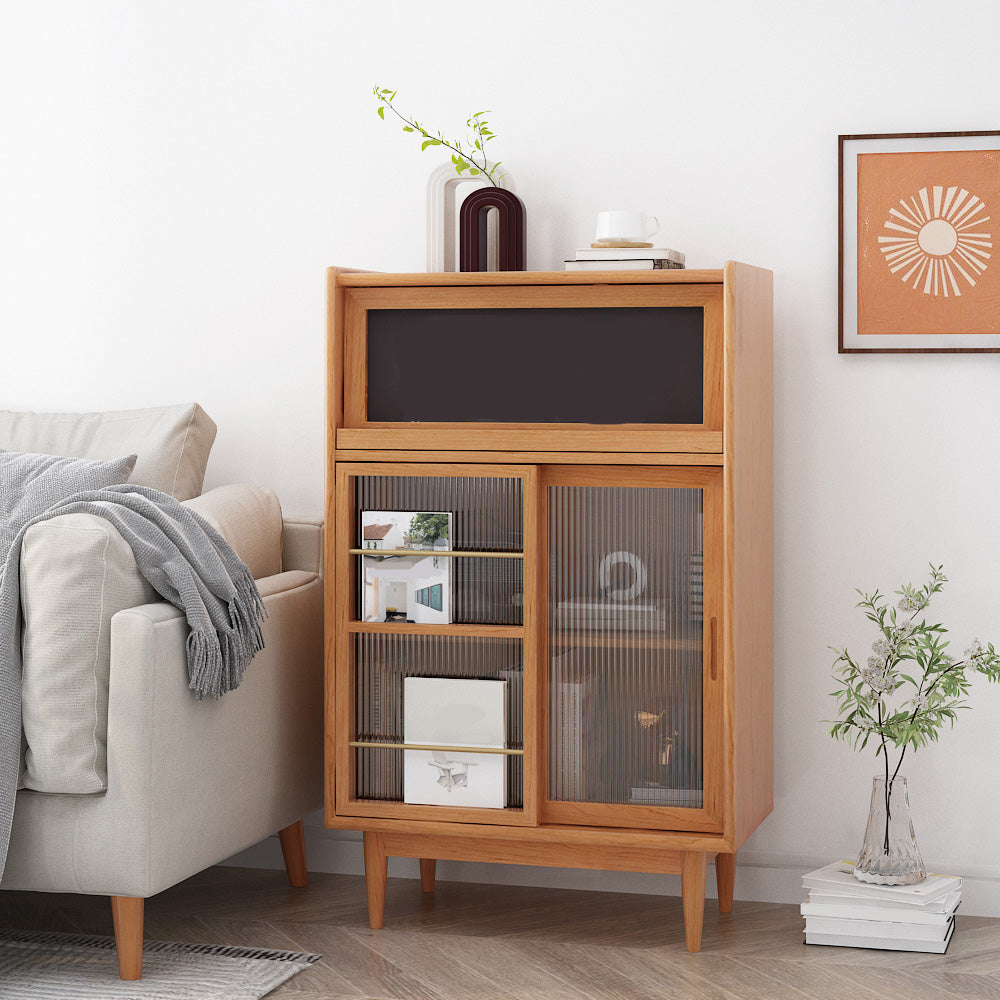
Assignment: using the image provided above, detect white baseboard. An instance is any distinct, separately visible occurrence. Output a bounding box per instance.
[222,820,1000,918]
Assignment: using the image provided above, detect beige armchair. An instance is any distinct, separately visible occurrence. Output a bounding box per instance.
[0,404,324,979]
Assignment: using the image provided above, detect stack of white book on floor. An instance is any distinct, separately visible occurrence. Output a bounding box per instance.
[801,861,961,953]
[564,246,686,271]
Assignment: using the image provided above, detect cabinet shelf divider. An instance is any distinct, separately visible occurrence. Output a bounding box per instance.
[350,741,524,756]
[346,621,525,638]
[349,548,523,559]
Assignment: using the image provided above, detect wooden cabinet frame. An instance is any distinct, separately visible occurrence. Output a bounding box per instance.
[325,264,773,953]
[338,281,724,454]
[332,462,539,828]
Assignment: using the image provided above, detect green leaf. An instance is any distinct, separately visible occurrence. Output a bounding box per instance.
[469,167,480,175]
[421,139,441,151]
[403,126,414,132]
[377,106,385,120]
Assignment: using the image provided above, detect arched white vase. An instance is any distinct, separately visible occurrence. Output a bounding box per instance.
[426,161,517,272]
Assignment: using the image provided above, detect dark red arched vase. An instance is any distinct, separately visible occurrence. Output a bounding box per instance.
[458,186,526,272]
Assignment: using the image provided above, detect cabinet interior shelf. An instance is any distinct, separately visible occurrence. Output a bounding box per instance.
[346,621,525,638]
[552,632,703,651]
[349,741,524,756]
[349,548,523,559]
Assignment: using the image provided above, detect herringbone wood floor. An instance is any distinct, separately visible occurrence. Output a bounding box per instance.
[3,866,1000,999]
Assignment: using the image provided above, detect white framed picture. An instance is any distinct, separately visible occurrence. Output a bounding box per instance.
[360,511,453,624]
[403,676,506,808]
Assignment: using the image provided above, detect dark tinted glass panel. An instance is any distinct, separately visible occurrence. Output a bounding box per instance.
[366,307,703,424]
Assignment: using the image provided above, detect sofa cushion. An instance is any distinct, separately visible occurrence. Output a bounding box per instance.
[1,449,137,557]
[0,403,216,501]
[3,449,139,791]
[182,484,283,579]
[19,514,157,793]
[17,484,283,794]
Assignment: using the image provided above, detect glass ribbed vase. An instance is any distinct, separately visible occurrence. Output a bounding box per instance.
[855,775,927,885]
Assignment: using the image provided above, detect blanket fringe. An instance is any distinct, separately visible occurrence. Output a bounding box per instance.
[186,569,268,699]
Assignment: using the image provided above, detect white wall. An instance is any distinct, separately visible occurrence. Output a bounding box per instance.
[6,0,1000,912]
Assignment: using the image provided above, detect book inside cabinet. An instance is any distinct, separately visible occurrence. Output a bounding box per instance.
[326,264,774,953]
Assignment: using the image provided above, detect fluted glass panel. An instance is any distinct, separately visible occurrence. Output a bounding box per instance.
[354,633,523,807]
[355,476,523,625]
[548,486,703,807]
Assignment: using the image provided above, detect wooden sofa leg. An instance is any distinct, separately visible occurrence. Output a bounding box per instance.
[278,819,309,887]
[110,895,144,980]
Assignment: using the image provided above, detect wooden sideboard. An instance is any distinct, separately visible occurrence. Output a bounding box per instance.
[324,264,773,951]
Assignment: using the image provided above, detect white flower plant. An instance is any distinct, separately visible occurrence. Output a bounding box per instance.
[829,565,1000,796]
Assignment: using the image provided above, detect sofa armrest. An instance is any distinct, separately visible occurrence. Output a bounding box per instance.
[281,516,323,575]
[4,567,324,897]
[104,568,324,896]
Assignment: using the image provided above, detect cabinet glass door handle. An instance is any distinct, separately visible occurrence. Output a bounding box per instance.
[710,617,719,681]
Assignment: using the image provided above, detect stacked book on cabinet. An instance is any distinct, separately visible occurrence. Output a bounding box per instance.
[564,245,686,271]
[801,861,961,953]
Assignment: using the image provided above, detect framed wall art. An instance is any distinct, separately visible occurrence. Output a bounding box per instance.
[839,130,1000,353]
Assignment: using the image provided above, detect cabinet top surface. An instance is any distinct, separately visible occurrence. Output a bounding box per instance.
[331,267,739,287]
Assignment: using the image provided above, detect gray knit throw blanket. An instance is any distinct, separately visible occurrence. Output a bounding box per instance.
[0,483,266,879]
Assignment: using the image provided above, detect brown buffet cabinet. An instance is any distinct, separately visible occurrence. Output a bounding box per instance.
[324,263,773,951]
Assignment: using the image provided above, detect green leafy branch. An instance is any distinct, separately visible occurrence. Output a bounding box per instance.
[828,564,1000,853]
[828,564,1000,786]
[373,85,506,187]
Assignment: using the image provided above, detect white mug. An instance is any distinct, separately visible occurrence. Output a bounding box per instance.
[595,210,659,243]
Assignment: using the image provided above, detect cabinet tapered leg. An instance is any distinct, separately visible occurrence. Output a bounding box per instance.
[110,895,144,980]
[715,851,736,913]
[681,851,708,952]
[363,831,388,929]
[279,819,309,887]
[419,858,436,892]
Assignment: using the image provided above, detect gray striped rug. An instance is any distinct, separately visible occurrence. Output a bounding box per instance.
[0,928,320,999]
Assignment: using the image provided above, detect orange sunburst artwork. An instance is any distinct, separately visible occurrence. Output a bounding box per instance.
[879,186,991,295]
[857,149,1000,335]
